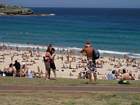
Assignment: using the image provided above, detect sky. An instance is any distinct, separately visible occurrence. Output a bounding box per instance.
[2,0,140,8]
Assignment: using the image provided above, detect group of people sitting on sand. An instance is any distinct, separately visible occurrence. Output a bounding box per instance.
[0,42,139,83]
[0,60,34,78]
[0,60,25,77]
[107,69,135,80]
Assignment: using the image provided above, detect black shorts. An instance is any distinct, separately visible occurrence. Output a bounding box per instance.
[50,62,56,70]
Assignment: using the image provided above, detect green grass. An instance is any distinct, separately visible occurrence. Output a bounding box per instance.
[0,77,88,86]
[0,92,140,105]
[0,77,140,87]
[0,77,140,105]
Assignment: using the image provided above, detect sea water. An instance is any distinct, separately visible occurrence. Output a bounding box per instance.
[0,8,140,57]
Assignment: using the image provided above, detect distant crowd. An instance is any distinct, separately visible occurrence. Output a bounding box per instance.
[0,42,140,83]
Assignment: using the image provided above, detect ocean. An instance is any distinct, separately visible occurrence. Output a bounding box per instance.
[0,8,140,57]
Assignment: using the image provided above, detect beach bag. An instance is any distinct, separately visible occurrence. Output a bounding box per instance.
[92,49,100,60]
[118,80,130,84]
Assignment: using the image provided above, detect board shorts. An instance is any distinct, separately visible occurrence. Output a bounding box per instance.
[87,59,96,74]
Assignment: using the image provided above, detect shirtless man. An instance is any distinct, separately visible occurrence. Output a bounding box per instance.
[81,41,97,82]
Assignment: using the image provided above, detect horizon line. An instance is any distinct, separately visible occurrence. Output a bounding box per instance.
[2,3,140,9]
[26,6,140,9]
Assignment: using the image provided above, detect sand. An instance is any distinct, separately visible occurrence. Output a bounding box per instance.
[0,47,140,80]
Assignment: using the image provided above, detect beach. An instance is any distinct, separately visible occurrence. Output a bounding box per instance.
[0,8,140,80]
[0,45,140,80]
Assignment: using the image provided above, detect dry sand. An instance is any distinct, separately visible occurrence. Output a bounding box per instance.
[0,48,140,80]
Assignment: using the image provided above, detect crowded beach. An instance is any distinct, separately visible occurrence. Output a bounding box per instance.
[0,43,140,81]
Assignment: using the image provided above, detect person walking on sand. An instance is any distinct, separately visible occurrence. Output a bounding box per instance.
[81,41,97,82]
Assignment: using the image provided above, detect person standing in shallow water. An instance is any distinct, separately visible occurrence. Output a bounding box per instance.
[81,41,97,82]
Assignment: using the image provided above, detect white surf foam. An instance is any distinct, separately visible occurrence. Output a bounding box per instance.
[0,42,140,58]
